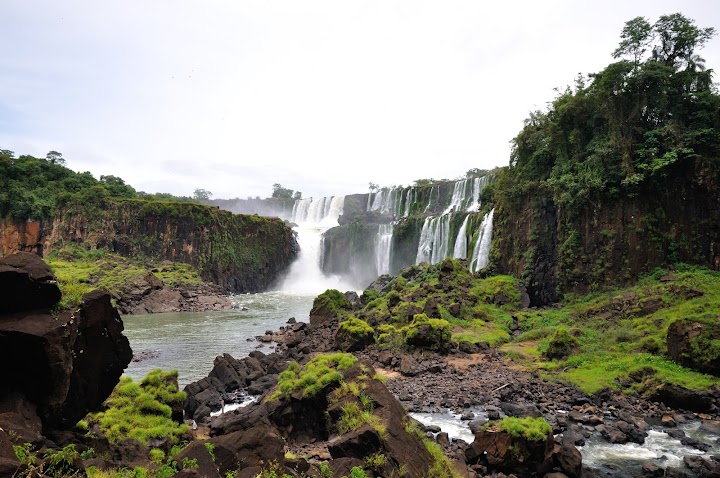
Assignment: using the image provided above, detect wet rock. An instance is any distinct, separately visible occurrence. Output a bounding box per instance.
[436,432,450,448]
[680,436,711,452]
[700,420,720,434]
[684,455,720,477]
[466,425,554,475]
[555,442,582,478]
[469,418,488,434]
[500,402,541,418]
[641,460,663,477]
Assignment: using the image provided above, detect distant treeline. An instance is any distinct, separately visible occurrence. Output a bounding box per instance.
[0,150,199,221]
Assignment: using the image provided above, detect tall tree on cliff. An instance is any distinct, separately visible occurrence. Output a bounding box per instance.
[505,13,719,214]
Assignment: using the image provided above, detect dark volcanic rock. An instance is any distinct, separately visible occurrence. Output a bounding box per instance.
[0,429,20,477]
[0,287,132,429]
[466,425,555,475]
[210,425,285,476]
[0,252,61,313]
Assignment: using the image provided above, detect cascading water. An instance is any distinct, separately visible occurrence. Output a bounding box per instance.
[452,215,471,260]
[280,196,356,294]
[374,224,394,276]
[415,215,451,265]
[469,208,494,272]
[403,188,414,217]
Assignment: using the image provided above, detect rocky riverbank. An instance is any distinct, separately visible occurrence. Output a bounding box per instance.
[112,272,233,315]
[182,262,720,478]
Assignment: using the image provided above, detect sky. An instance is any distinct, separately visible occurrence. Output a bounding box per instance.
[1,1,719,200]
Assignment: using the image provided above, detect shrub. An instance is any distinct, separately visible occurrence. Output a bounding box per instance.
[494,417,552,441]
[86,370,189,445]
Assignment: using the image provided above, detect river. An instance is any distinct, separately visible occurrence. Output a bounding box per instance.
[122,292,315,387]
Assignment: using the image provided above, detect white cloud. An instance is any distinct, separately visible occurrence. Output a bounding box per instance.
[1,0,718,199]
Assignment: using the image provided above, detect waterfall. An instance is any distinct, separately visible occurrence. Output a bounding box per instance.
[469,208,494,272]
[403,188,413,217]
[281,196,354,294]
[415,215,451,265]
[374,224,394,276]
[443,176,492,214]
[452,215,471,259]
[424,185,438,213]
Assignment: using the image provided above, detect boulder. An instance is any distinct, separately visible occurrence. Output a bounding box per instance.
[0,252,61,313]
[466,425,554,475]
[0,287,132,429]
[554,442,582,478]
[209,424,284,476]
[0,429,20,477]
[500,402,542,418]
[667,319,720,376]
[174,441,221,478]
[643,382,715,413]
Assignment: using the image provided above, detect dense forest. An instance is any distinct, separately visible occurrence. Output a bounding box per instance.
[490,14,720,303]
[496,13,718,212]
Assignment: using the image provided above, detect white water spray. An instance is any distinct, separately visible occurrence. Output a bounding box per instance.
[280,196,356,294]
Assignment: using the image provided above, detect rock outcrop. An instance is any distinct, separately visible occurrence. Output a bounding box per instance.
[206,359,441,478]
[667,319,720,376]
[0,252,133,430]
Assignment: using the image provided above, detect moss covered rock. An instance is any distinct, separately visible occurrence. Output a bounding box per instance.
[544,328,579,360]
[336,317,375,352]
[667,319,720,376]
[405,314,451,351]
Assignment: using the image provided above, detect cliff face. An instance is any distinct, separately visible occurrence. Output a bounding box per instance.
[0,199,298,293]
[493,164,720,306]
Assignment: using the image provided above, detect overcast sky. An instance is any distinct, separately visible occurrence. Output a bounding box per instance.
[1,1,719,200]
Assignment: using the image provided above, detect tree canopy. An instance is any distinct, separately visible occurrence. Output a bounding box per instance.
[503,13,719,214]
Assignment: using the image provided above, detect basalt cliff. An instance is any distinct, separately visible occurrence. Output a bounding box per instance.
[1,199,298,294]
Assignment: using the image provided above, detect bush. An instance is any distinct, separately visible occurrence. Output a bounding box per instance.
[494,417,552,441]
[86,370,188,445]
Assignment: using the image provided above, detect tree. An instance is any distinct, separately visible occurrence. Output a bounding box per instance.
[293,191,302,200]
[46,151,66,165]
[613,16,653,68]
[368,182,379,193]
[193,188,213,202]
[100,175,137,198]
[651,13,716,69]
[271,183,294,199]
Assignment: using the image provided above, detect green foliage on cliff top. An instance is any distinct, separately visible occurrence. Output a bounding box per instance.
[46,245,201,310]
[86,369,189,446]
[501,14,718,215]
